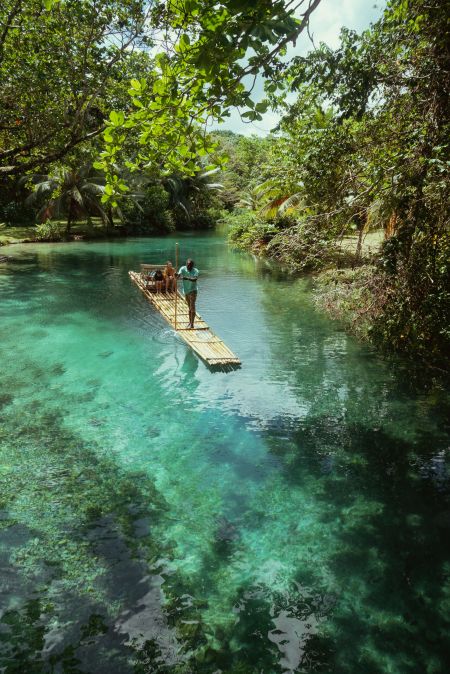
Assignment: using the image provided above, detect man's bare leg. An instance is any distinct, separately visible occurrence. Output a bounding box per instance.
[186,292,196,328]
[185,294,191,328]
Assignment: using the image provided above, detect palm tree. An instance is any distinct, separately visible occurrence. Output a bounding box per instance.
[25,165,108,235]
[163,168,223,220]
[239,179,306,219]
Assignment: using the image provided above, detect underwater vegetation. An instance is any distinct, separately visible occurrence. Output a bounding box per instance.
[1,239,450,673]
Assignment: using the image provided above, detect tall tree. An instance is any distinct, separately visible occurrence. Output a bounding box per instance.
[275,0,450,362]
[0,0,152,176]
[1,0,322,185]
[26,165,108,234]
[94,0,322,204]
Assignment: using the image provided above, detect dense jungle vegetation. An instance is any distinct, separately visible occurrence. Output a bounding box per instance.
[221,0,450,370]
[1,0,448,368]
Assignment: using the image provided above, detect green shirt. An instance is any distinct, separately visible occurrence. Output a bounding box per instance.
[178,265,199,294]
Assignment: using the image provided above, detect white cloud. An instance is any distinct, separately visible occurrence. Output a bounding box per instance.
[301,0,384,51]
[214,0,386,136]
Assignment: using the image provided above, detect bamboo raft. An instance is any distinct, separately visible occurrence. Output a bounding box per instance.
[129,268,241,367]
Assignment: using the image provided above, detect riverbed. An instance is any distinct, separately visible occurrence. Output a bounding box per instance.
[1,234,449,673]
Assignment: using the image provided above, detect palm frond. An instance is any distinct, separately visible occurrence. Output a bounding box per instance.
[81,183,105,196]
[278,192,304,214]
[204,182,223,190]
[253,178,279,195]
[69,187,84,206]
[25,180,56,205]
[259,196,289,218]
[115,205,124,222]
[196,167,221,180]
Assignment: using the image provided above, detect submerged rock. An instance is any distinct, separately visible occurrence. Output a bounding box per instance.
[0,394,13,409]
[89,417,105,427]
[214,516,239,543]
[146,426,161,438]
[51,363,66,376]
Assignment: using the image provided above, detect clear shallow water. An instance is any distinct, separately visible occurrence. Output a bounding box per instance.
[0,234,450,673]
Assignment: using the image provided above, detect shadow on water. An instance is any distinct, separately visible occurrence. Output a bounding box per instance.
[207,362,242,374]
[255,414,450,673]
[3,405,450,673]
[0,366,178,673]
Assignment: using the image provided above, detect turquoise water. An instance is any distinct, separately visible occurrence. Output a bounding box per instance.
[1,234,450,673]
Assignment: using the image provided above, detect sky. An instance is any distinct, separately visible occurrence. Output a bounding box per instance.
[216,0,386,136]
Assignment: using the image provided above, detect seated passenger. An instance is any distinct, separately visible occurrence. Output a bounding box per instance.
[145,270,153,289]
[153,268,164,293]
[164,261,176,293]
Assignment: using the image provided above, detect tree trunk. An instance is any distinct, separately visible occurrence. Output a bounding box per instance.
[355,225,364,259]
[66,200,73,236]
[106,206,114,231]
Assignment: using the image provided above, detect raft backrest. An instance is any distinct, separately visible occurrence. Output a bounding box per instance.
[140,263,168,290]
[140,263,165,274]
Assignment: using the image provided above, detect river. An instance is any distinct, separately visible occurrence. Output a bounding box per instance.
[1,233,449,673]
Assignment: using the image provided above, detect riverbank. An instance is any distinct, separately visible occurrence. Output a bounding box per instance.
[0,219,128,246]
[0,217,216,247]
[312,265,383,340]
[228,222,385,337]
[313,263,450,373]
[227,224,450,372]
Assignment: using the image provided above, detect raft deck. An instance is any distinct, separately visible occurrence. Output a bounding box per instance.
[129,270,241,367]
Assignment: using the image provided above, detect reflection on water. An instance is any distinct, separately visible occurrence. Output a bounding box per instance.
[1,234,450,673]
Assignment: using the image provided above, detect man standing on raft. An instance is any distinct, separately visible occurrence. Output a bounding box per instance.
[177,258,199,329]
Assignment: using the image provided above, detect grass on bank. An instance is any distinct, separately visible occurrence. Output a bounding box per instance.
[313,265,384,340]
[312,232,385,340]
[0,224,36,245]
[0,218,121,246]
[340,230,384,256]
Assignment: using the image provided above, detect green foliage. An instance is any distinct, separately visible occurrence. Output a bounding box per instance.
[0,199,34,226]
[219,0,449,366]
[256,0,450,366]
[121,167,224,232]
[314,266,385,340]
[121,185,175,233]
[0,0,153,177]
[267,220,341,271]
[34,219,63,241]
[372,230,450,367]
[1,1,322,228]
[210,132,273,208]
[226,210,289,253]
[163,169,224,230]
[26,165,108,234]
[172,207,217,231]
[95,0,320,203]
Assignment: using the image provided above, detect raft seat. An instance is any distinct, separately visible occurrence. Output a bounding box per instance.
[140,263,164,292]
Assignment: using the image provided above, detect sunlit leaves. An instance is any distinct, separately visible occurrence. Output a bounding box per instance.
[177,33,191,52]
[129,79,142,92]
[43,0,60,10]
[109,111,124,126]
[0,0,151,175]
[97,1,321,202]
[268,0,450,363]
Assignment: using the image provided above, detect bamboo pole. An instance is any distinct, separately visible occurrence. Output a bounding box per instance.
[174,242,179,330]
